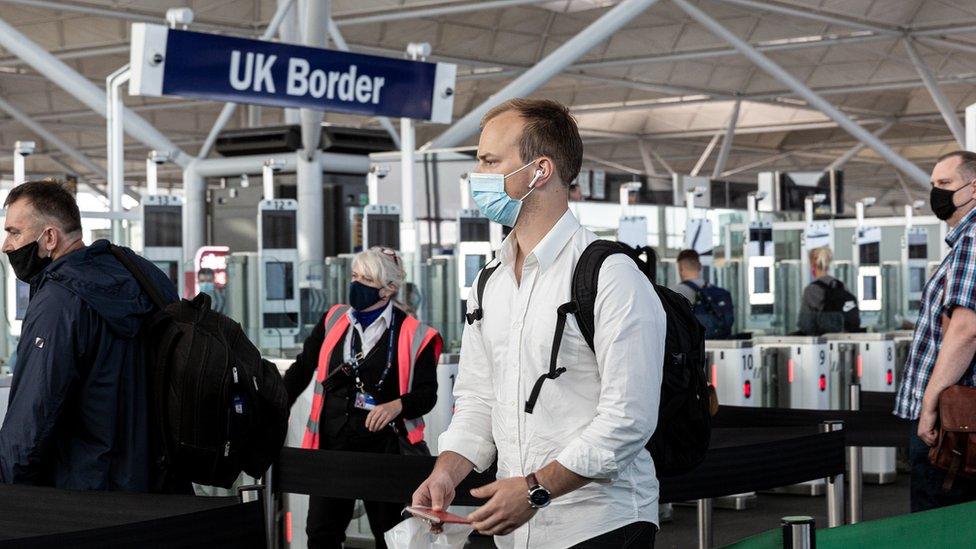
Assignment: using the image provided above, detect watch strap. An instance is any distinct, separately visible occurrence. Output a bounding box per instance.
[526,472,541,489]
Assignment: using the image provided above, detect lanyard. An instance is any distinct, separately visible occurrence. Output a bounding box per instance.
[349,321,397,393]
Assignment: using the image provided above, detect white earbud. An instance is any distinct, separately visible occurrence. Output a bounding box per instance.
[528,168,544,189]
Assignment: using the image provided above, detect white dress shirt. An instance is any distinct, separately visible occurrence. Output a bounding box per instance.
[342,301,394,361]
[439,210,666,548]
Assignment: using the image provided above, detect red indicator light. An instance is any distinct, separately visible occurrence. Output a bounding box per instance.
[788,359,795,383]
[711,364,718,387]
[886,369,893,385]
[819,374,827,392]
[286,511,293,544]
[856,355,863,379]
[743,380,752,399]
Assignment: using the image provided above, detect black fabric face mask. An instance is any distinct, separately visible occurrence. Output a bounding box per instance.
[6,236,51,283]
[930,184,974,221]
[348,281,382,311]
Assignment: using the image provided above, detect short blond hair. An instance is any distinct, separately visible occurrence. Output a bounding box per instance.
[809,246,832,273]
[352,246,406,291]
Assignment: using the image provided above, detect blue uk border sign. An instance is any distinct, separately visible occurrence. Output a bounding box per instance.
[129,24,457,123]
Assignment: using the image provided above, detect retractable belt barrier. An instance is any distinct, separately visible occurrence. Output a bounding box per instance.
[273,430,846,505]
[713,397,908,448]
[0,484,264,548]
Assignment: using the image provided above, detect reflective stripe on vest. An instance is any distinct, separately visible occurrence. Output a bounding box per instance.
[301,305,442,449]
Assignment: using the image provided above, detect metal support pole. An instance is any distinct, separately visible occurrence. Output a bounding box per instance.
[848,384,863,524]
[296,150,324,278]
[263,466,275,549]
[0,16,188,167]
[967,102,976,152]
[691,132,721,176]
[781,516,815,549]
[904,38,966,148]
[821,420,845,528]
[827,121,894,171]
[107,64,130,244]
[671,0,931,188]
[12,149,26,183]
[182,164,206,267]
[146,156,158,195]
[263,161,276,202]
[299,0,328,154]
[712,98,741,179]
[425,0,662,150]
[636,140,658,176]
[697,498,713,549]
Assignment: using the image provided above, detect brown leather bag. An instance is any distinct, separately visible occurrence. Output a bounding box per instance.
[929,385,976,490]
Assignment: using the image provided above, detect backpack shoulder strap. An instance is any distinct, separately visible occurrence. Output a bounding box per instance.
[681,280,701,293]
[108,244,168,310]
[571,240,636,351]
[464,259,501,325]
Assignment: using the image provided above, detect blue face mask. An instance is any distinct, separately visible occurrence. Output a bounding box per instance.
[199,282,215,294]
[469,160,543,227]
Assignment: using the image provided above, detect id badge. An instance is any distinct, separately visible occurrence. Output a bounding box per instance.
[354,391,378,411]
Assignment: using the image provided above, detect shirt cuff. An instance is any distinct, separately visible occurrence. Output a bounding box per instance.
[438,429,497,473]
[556,437,619,481]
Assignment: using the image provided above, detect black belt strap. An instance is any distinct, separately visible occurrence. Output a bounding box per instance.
[525,301,575,414]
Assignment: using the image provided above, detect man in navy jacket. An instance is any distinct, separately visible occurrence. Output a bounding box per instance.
[0,181,178,492]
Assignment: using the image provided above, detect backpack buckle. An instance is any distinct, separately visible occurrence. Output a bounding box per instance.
[465,308,483,325]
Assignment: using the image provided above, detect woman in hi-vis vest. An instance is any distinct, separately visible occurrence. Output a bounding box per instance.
[283,247,442,549]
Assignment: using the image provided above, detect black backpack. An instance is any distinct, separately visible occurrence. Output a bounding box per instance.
[466,240,712,477]
[110,246,289,488]
[811,278,861,335]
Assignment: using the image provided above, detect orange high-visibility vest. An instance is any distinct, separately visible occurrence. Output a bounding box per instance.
[301,304,442,450]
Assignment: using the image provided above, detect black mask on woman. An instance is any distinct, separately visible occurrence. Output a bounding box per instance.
[6,235,51,283]
[931,184,973,221]
[348,281,383,311]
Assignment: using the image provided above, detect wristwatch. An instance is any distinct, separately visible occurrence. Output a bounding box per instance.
[526,473,552,509]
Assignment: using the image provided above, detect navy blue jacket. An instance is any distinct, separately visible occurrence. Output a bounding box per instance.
[0,240,178,491]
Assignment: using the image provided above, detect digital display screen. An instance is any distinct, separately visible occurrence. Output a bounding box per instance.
[366,214,400,249]
[144,206,182,247]
[908,243,927,260]
[464,254,485,287]
[863,276,878,301]
[909,266,926,293]
[261,210,297,249]
[859,242,880,265]
[265,262,294,300]
[753,266,770,294]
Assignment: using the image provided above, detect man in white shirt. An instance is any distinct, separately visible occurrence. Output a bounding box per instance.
[412,98,666,548]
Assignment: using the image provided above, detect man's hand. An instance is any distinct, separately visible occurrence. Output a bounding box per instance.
[918,401,939,446]
[365,399,402,432]
[412,470,457,511]
[467,477,537,536]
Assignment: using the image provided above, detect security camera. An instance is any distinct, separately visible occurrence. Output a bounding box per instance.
[691,185,707,197]
[148,150,171,165]
[751,191,768,201]
[406,42,432,60]
[370,164,390,179]
[166,8,194,28]
[264,158,285,172]
[912,199,925,210]
[239,174,250,188]
[810,193,827,204]
[14,140,36,156]
[860,196,877,208]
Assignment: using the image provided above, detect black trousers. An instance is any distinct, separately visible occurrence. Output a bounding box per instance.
[570,521,657,549]
[307,421,404,549]
[909,420,976,512]
[307,494,402,549]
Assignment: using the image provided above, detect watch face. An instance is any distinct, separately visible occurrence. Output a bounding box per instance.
[529,488,551,507]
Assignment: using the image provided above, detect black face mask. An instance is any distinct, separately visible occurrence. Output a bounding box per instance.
[348,281,382,311]
[930,184,972,221]
[6,236,51,283]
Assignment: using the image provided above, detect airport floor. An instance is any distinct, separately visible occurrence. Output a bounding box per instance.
[347,474,910,549]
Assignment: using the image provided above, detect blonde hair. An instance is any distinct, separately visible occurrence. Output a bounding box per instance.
[352,246,406,293]
[809,246,833,273]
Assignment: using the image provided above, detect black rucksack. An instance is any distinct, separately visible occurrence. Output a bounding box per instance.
[681,281,735,340]
[110,246,289,488]
[811,278,861,335]
[466,240,713,477]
